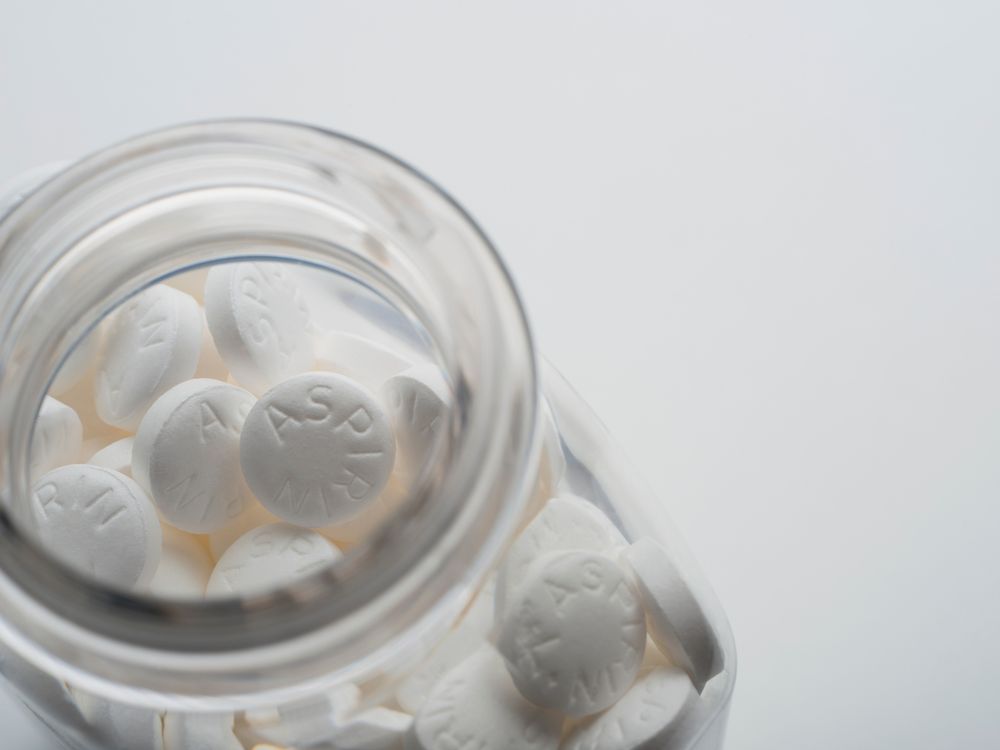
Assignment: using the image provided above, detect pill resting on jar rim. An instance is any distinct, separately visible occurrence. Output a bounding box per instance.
[240,371,395,528]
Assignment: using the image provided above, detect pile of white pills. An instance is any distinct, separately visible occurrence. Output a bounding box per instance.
[6,262,720,750]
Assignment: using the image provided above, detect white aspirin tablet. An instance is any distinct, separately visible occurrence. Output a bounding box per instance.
[409,646,562,750]
[30,465,162,589]
[240,372,395,528]
[146,526,213,599]
[206,522,341,597]
[315,331,412,393]
[562,667,697,750]
[622,537,721,691]
[396,576,496,713]
[50,324,102,397]
[498,550,646,716]
[133,379,255,534]
[96,285,202,430]
[494,495,627,624]
[72,689,164,750]
[30,396,83,480]
[163,712,243,750]
[380,364,451,485]
[208,499,281,560]
[205,262,313,395]
[88,436,134,477]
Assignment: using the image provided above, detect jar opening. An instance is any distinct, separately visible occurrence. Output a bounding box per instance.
[0,121,539,708]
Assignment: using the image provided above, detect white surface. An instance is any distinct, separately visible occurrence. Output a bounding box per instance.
[2,2,999,747]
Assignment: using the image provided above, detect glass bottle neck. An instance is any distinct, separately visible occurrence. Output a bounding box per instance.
[0,121,540,708]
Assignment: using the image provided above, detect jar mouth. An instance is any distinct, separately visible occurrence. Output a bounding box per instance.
[0,121,539,707]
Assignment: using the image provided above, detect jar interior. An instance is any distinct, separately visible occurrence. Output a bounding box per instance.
[20,258,455,601]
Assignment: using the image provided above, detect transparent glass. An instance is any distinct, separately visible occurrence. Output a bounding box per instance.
[0,121,735,749]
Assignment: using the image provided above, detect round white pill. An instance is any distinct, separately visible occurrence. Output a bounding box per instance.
[563,667,696,750]
[410,646,562,750]
[240,372,395,528]
[72,688,163,750]
[205,262,313,395]
[495,495,627,624]
[96,284,202,430]
[146,526,213,599]
[315,331,412,393]
[163,712,243,750]
[88,436,134,477]
[380,364,451,485]
[622,537,721,691]
[133,379,255,534]
[30,396,83,480]
[498,549,646,716]
[30,465,162,589]
[206,522,341,597]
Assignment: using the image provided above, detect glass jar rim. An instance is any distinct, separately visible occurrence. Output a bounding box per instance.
[0,120,540,707]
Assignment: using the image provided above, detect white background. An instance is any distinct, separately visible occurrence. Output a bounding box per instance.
[2,2,999,748]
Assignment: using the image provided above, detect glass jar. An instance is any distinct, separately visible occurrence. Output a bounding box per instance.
[0,121,735,750]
